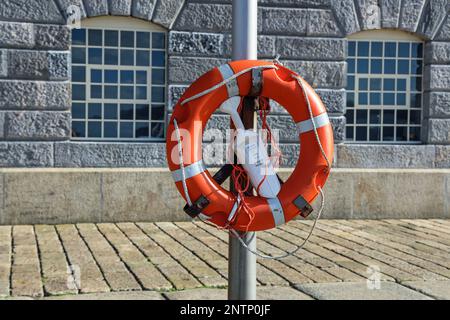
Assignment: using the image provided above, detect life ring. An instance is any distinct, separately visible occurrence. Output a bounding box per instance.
[166,60,334,232]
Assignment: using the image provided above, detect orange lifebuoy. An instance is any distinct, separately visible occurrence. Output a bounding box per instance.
[166,60,334,232]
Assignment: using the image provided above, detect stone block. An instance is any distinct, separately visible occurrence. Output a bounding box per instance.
[307,9,342,36]
[0,0,64,24]
[0,142,53,167]
[316,89,346,114]
[426,119,450,144]
[0,81,70,110]
[424,65,450,91]
[34,24,71,50]
[152,0,185,29]
[336,144,436,168]
[380,0,401,28]
[330,0,360,35]
[83,0,109,17]
[435,146,450,168]
[169,31,224,57]
[0,50,6,78]
[0,112,4,138]
[425,42,450,64]
[399,0,426,33]
[416,0,448,39]
[168,56,228,84]
[3,111,71,140]
[424,92,450,118]
[0,22,34,48]
[108,0,131,15]
[276,38,346,60]
[54,142,167,167]
[168,85,187,111]
[174,2,232,32]
[56,0,87,19]
[330,116,346,142]
[132,0,157,20]
[283,60,346,89]
[223,34,275,58]
[355,0,381,30]
[435,16,450,40]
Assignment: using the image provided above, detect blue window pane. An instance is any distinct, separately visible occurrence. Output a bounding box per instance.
[356,110,367,124]
[151,122,164,139]
[347,59,355,73]
[411,59,422,75]
[347,93,354,107]
[72,121,85,138]
[370,93,381,105]
[120,70,134,84]
[136,87,147,100]
[91,85,102,99]
[91,69,102,83]
[397,93,406,105]
[136,122,149,138]
[151,69,165,85]
[105,70,118,83]
[346,126,354,140]
[397,79,406,91]
[358,92,368,105]
[72,103,85,119]
[396,126,408,141]
[383,79,395,91]
[384,59,396,74]
[136,50,150,66]
[136,71,147,84]
[88,103,102,119]
[152,51,165,67]
[348,41,356,56]
[105,30,118,46]
[398,60,409,74]
[383,110,395,124]
[152,33,165,49]
[383,127,394,141]
[120,104,134,120]
[72,84,85,100]
[359,78,368,90]
[151,105,165,121]
[398,43,410,58]
[357,41,369,57]
[137,32,150,48]
[410,127,421,141]
[88,121,101,137]
[121,31,134,47]
[120,122,133,138]
[88,48,102,64]
[346,76,355,90]
[383,93,395,105]
[152,87,165,103]
[104,49,118,65]
[370,59,382,74]
[411,94,421,108]
[411,77,422,91]
[370,110,381,124]
[104,122,118,138]
[369,126,381,141]
[357,59,369,73]
[72,48,85,64]
[104,85,118,99]
[385,42,396,57]
[397,110,408,124]
[104,104,118,120]
[136,104,149,120]
[356,127,367,141]
[412,43,423,58]
[120,86,134,99]
[72,66,85,82]
[72,29,86,45]
[371,42,383,57]
[370,78,381,91]
[120,49,134,65]
[346,110,354,124]
[88,29,102,46]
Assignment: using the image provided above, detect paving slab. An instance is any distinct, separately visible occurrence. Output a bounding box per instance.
[164,288,227,300]
[42,291,164,300]
[294,282,433,300]
[402,281,450,300]
[257,286,313,300]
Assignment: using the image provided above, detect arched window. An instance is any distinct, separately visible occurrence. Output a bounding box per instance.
[71,17,167,141]
[345,30,424,143]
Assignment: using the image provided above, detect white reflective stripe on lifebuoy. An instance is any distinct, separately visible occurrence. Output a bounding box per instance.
[218,64,239,97]
[172,160,206,183]
[296,113,330,135]
[227,195,241,222]
[267,197,285,226]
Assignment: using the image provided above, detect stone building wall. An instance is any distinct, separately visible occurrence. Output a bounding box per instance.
[0,0,449,169]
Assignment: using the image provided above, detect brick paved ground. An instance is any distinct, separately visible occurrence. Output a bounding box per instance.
[0,220,449,300]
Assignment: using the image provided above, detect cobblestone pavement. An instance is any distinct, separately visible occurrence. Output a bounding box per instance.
[0,220,449,300]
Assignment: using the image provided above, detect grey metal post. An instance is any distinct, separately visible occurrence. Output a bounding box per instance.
[228,0,258,301]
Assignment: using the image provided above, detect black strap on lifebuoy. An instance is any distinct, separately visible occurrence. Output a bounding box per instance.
[294,195,314,218]
[183,195,210,218]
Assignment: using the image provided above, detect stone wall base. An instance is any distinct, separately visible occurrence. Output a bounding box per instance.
[0,168,449,225]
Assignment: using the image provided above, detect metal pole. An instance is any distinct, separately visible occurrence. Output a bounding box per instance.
[228,0,258,301]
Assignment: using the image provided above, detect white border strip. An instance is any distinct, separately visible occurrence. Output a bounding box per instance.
[296,113,330,135]
[218,63,239,97]
[267,198,285,226]
[171,160,206,182]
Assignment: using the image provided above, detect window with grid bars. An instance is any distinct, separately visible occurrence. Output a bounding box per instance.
[70,17,167,141]
[345,32,424,143]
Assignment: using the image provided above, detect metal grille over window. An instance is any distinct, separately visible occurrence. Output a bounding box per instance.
[71,27,167,141]
[346,40,423,143]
